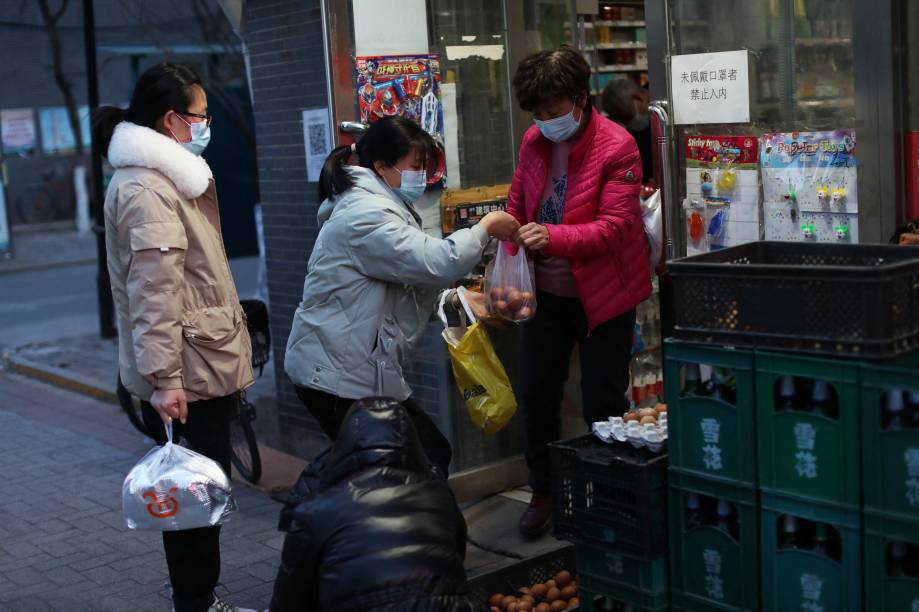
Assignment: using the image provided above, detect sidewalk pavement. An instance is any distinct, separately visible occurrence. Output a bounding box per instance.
[2,332,313,495]
[0,371,566,611]
[0,229,97,276]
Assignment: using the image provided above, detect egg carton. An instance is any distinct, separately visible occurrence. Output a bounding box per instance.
[592,415,668,453]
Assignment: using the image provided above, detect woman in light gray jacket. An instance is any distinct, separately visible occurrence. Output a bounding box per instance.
[285,116,518,472]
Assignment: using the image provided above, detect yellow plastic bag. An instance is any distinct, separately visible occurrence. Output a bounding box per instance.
[438,289,517,434]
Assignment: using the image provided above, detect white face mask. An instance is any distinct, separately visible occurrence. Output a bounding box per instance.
[534,103,581,142]
[390,167,427,202]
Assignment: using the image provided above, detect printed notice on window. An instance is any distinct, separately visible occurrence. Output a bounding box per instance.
[671,50,750,125]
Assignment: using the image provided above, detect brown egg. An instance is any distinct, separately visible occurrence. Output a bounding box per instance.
[555,570,573,588]
[640,415,657,425]
[656,403,668,413]
[638,407,657,418]
[507,603,518,612]
[547,587,561,601]
[503,595,518,610]
[489,594,504,608]
[568,598,579,609]
[535,604,551,612]
[519,587,531,595]
[520,595,536,606]
[490,287,505,302]
[491,608,501,612]
[545,580,556,590]
[560,585,577,600]
[516,306,533,320]
[494,299,509,313]
[517,600,533,612]
[506,293,524,312]
[531,584,548,598]
[623,412,641,423]
[520,291,534,302]
[550,601,567,612]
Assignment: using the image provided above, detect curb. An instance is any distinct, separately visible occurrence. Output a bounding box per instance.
[2,353,118,404]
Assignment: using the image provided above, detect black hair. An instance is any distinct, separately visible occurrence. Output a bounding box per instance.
[91,62,203,157]
[318,115,434,202]
[512,44,591,112]
[602,78,643,124]
[889,219,919,244]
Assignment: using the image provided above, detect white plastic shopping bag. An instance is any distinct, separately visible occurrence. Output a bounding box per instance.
[641,189,664,267]
[122,423,236,530]
[484,241,537,322]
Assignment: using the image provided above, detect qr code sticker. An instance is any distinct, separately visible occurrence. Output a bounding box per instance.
[307,122,327,156]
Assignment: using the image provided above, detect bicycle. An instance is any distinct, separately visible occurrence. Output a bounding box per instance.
[117,299,271,484]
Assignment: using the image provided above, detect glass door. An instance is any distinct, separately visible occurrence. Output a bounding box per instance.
[651,0,859,256]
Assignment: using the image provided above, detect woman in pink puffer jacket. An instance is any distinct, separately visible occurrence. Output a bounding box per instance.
[507,45,652,538]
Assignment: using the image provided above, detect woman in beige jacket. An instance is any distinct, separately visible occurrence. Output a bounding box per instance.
[94,63,254,612]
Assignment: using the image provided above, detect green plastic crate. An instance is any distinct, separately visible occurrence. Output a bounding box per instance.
[664,339,757,487]
[576,543,667,599]
[760,491,862,612]
[755,351,861,507]
[860,350,919,521]
[671,592,745,611]
[864,510,919,611]
[669,469,759,611]
[577,571,669,611]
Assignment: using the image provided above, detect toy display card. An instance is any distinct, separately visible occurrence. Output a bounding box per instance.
[684,135,760,256]
[760,130,858,243]
[354,55,444,142]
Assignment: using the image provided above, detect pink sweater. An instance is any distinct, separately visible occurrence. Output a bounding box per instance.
[506,109,651,329]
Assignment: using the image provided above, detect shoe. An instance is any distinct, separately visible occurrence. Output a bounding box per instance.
[519,493,552,538]
[208,595,257,612]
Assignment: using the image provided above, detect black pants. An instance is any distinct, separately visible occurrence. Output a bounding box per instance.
[521,291,636,494]
[141,395,235,612]
[295,386,453,478]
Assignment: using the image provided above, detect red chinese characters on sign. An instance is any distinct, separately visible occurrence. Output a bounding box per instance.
[144,487,180,519]
[354,55,443,141]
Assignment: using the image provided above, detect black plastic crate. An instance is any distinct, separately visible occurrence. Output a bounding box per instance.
[550,435,669,559]
[549,435,597,543]
[467,545,577,608]
[669,241,919,358]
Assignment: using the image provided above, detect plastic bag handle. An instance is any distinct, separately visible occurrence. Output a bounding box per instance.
[165,421,173,445]
[454,287,477,324]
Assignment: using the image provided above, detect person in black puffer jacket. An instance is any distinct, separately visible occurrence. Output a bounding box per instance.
[269,397,485,612]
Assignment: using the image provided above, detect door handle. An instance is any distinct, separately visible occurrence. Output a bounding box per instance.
[649,100,677,261]
[339,121,368,134]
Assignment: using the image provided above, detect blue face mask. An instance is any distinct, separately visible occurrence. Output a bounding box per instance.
[391,167,427,203]
[174,115,211,156]
[534,103,581,142]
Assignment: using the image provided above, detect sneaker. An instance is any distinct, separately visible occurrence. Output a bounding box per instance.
[208,595,257,612]
[518,493,552,538]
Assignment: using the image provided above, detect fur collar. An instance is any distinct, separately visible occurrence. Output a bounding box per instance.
[108,121,213,199]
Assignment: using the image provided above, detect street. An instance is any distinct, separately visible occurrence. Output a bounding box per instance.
[0,258,261,351]
[0,371,282,611]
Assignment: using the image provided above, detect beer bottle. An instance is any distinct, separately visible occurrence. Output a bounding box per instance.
[684,363,703,396]
[906,391,919,429]
[777,376,798,412]
[887,542,910,577]
[714,499,737,539]
[685,493,702,529]
[810,380,837,419]
[779,515,801,549]
[810,522,831,558]
[884,390,906,431]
